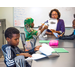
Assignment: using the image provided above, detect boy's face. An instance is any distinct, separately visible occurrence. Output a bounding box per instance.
[31,22,34,28]
[6,34,20,47]
[72,20,75,29]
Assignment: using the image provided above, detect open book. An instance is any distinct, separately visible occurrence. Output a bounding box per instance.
[25,44,56,60]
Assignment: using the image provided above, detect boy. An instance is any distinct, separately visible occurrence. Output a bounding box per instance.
[2,27,41,67]
[24,18,48,40]
[58,19,75,40]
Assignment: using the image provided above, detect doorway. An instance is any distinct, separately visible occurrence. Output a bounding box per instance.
[0,19,6,57]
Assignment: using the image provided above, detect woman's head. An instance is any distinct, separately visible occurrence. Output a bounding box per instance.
[24,18,34,28]
[49,9,61,19]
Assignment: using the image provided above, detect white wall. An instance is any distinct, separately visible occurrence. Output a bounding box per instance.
[0,7,23,48]
[14,7,75,27]
[0,7,13,28]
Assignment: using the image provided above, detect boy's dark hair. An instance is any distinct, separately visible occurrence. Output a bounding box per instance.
[5,27,20,39]
[49,9,61,19]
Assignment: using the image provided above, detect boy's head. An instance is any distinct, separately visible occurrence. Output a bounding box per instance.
[24,18,34,28]
[72,19,75,29]
[5,27,20,46]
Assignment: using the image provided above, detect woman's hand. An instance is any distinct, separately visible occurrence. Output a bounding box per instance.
[34,45,42,51]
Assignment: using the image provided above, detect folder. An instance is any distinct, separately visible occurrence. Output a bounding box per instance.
[39,40,50,43]
[52,48,69,53]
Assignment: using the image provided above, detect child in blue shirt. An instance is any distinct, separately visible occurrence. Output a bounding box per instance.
[2,27,41,67]
[58,19,75,40]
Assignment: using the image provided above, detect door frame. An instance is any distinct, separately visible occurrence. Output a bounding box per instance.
[0,19,6,49]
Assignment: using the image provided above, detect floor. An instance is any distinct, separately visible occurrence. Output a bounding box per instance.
[0,27,74,67]
[0,55,6,67]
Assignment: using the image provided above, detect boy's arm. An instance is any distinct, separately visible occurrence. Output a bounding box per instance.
[40,25,48,33]
[25,48,36,55]
[59,35,75,40]
[25,45,42,55]
[19,53,32,57]
[5,46,16,67]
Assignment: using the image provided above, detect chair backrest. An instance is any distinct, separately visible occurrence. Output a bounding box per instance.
[14,55,26,67]
[20,33,37,51]
[20,33,26,51]
[1,48,6,59]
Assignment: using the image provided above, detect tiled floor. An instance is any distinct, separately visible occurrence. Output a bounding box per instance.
[0,55,6,67]
[0,28,74,67]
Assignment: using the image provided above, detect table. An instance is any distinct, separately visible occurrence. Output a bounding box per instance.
[35,35,75,48]
[32,48,75,67]
[31,35,75,67]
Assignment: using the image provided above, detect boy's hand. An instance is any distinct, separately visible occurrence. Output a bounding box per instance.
[50,29,56,33]
[20,53,32,57]
[34,45,42,51]
[44,25,48,29]
[58,34,63,38]
[58,35,60,38]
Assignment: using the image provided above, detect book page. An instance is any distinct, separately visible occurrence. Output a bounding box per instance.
[39,44,54,56]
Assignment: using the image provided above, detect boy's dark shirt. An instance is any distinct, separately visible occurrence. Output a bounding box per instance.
[2,44,35,67]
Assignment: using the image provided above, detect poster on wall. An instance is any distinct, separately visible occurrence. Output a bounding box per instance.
[14,7,26,27]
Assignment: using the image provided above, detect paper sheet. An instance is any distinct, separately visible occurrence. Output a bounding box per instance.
[48,19,57,30]
[25,54,46,60]
[53,33,59,38]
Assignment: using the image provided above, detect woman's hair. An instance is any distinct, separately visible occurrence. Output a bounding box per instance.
[49,9,61,19]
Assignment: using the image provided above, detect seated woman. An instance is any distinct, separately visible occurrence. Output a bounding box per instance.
[58,19,75,40]
[24,17,48,40]
[46,9,65,35]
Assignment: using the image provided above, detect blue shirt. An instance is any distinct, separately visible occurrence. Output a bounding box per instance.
[74,29,75,35]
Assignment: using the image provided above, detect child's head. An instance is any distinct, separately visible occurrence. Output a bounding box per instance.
[24,18,34,28]
[5,27,20,46]
[72,19,75,29]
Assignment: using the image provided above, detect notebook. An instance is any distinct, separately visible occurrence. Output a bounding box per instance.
[39,40,50,43]
[53,48,69,53]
